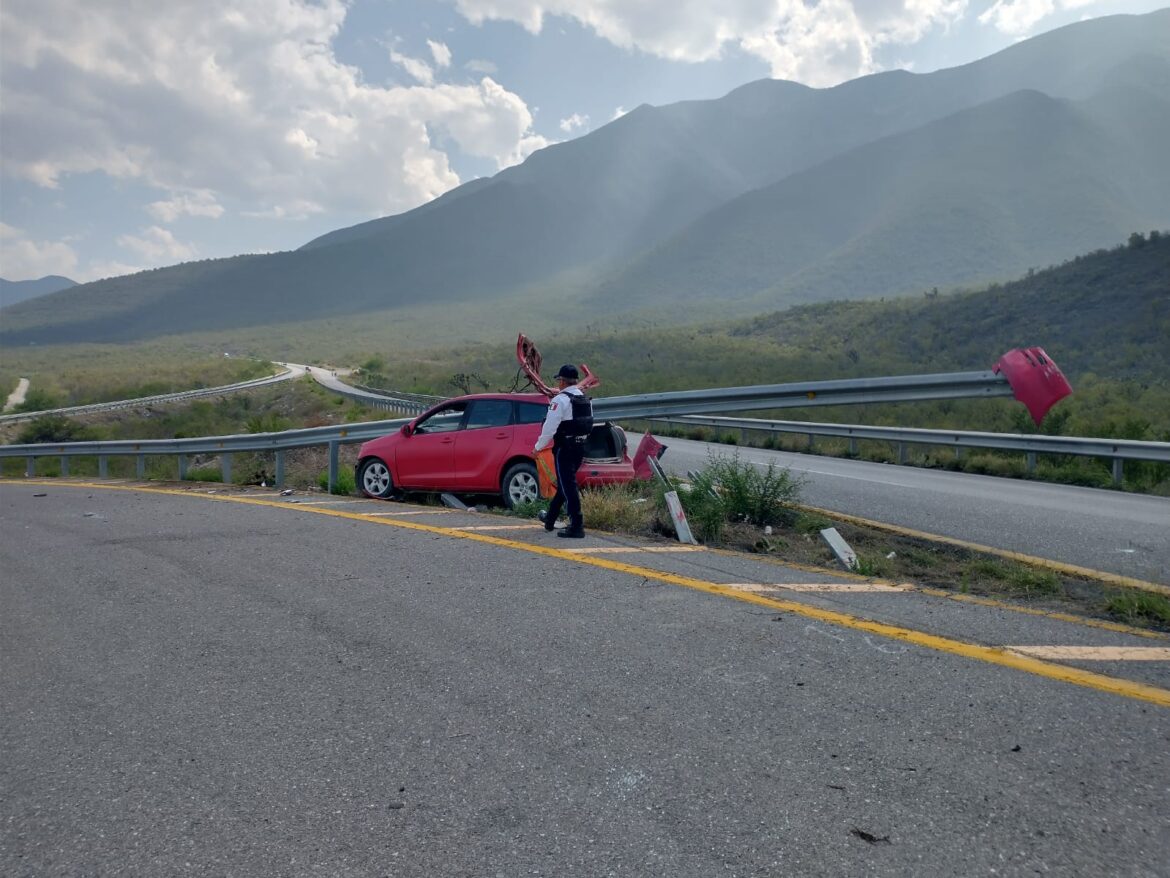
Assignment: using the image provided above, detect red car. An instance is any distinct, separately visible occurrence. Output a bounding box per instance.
[355,393,635,507]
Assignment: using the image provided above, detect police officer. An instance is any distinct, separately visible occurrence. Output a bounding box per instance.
[533,364,593,538]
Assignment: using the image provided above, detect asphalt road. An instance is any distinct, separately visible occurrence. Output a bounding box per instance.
[659,437,1170,584]
[3,482,1168,877]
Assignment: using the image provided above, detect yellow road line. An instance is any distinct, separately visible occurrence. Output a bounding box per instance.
[799,504,1170,597]
[8,479,1170,707]
[1008,646,1170,661]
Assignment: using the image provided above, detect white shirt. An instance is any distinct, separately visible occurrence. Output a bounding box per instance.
[533,386,584,452]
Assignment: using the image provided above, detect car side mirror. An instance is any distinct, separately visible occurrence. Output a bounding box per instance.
[401,423,414,437]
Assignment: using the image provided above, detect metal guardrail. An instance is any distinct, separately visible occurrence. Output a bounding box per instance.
[0,418,411,488]
[651,415,1170,485]
[3,372,1166,491]
[0,364,301,424]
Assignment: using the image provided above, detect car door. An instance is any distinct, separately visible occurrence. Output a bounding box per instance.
[394,402,466,489]
[452,399,515,490]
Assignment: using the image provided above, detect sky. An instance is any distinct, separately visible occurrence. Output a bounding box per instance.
[1,0,1166,283]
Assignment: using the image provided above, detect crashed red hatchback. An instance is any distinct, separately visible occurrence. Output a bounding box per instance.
[355,392,635,507]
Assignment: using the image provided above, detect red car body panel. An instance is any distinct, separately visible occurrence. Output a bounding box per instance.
[356,392,635,498]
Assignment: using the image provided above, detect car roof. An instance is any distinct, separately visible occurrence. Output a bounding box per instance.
[423,392,547,411]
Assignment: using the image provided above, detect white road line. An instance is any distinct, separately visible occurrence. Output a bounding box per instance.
[563,546,707,554]
[722,582,908,593]
[451,524,543,531]
[1008,646,1170,661]
[358,509,456,516]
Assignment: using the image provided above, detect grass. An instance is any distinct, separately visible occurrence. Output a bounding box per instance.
[1105,591,1170,627]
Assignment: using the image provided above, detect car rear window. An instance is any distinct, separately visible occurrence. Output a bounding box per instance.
[516,402,547,425]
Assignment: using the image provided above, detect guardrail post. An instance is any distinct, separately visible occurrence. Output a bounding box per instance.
[955,447,964,461]
[178,455,188,480]
[98,455,108,478]
[328,441,339,493]
[807,433,815,452]
[60,456,69,477]
[221,453,232,485]
[897,443,907,464]
[1026,452,1037,474]
[26,456,35,477]
[740,427,749,446]
[136,455,146,479]
[848,437,858,457]
[275,450,285,488]
[1112,458,1124,486]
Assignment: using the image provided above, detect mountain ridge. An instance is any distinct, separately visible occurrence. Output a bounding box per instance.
[2,9,1167,345]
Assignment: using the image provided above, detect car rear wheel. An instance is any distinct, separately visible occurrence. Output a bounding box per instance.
[502,462,539,509]
[359,458,396,499]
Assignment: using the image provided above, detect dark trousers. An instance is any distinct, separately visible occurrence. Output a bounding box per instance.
[547,439,586,530]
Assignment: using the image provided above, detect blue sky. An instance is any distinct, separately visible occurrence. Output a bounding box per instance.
[1,0,1165,282]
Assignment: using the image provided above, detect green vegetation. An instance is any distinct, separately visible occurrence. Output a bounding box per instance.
[1105,591,1170,628]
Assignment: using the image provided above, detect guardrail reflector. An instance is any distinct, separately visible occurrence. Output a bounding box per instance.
[993,347,1072,426]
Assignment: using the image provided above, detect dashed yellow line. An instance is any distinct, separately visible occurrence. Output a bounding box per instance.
[9,479,1170,708]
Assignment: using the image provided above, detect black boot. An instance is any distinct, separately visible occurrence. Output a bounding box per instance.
[557,517,585,538]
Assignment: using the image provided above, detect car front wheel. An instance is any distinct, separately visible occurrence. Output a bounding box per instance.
[502,462,539,509]
[358,458,396,499]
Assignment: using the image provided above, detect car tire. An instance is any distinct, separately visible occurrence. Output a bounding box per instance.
[358,458,396,499]
[502,461,539,509]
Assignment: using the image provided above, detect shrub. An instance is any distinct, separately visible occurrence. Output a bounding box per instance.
[318,468,356,495]
[184,465,223,483]
[581,483,656,533]
[17,415,97,444]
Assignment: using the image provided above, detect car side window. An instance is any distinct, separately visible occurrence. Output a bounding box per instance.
[516,402,547,425]
[414,403,467,434]
[464,400,514,430]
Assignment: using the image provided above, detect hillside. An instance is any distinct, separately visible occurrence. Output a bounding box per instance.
[371,234,1169,436]
[1,9,1167,345]
[0,275,76,308]
[590,77,1170,312]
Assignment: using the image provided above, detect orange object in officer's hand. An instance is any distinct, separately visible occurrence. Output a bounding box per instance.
[535,449,557,498]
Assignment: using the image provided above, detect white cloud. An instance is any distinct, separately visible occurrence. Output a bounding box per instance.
[146,189,225,222]
[559,112,589,133]
[465,58,499,74]
[0,0,550,227]
[428,39,453,67]
[452,0,969,86]
[978,0,1055,35]
[390,48,436,85]
[116,226,197,263]
[0,222,79,280]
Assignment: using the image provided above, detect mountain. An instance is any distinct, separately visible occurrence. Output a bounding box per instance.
[589,74,1170,312]
[0,275,77,308]
[2,9,1168,345]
